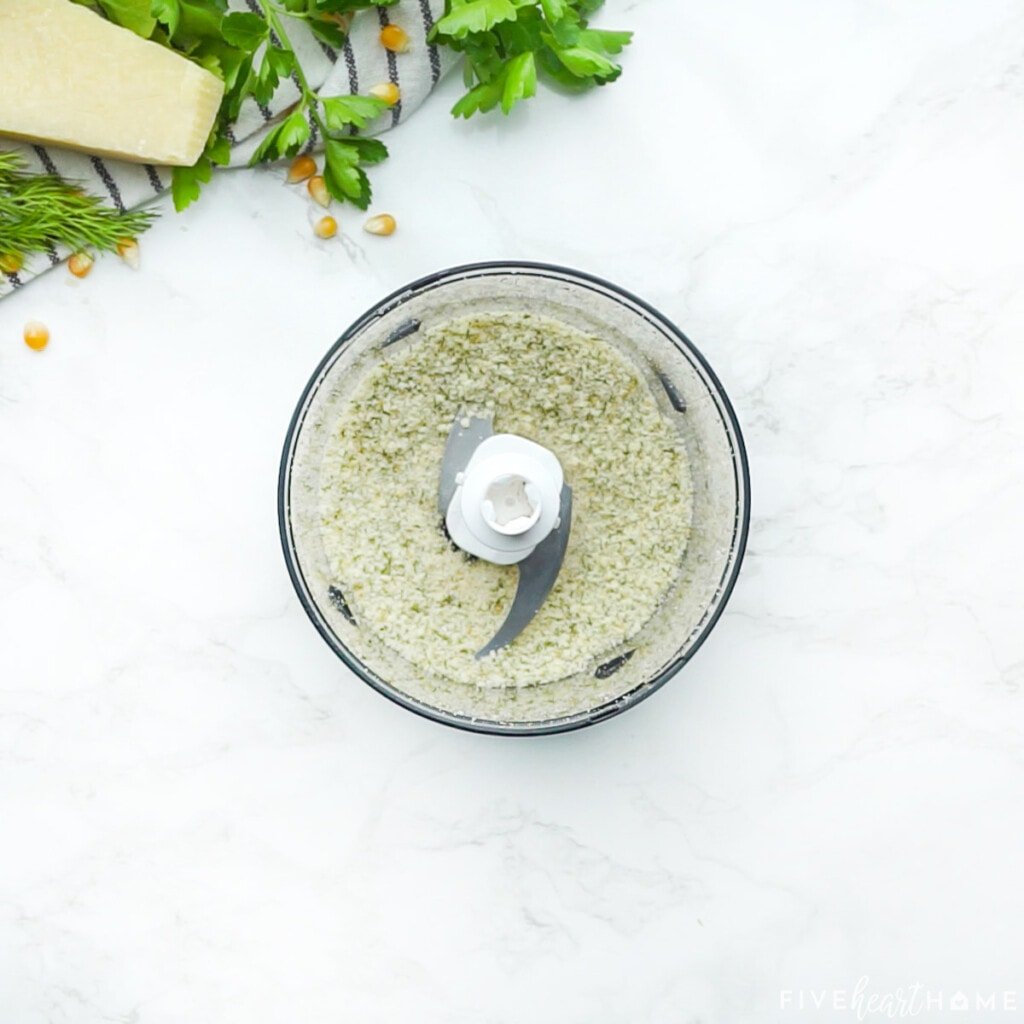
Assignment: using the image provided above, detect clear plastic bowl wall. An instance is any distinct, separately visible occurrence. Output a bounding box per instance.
[279,263,750,734]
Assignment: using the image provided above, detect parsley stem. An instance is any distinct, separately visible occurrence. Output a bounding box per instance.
[262,2,330,140]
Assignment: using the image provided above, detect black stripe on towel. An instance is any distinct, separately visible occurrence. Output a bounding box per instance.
[32,145,59,176]
[144,164,163,195]
[416,0,442,85]
[247,0,335,72]
[341,36,359,94]
[3,270,22,288]
[306,107,319,152]
[89,156,126,212]
[340,37,361,136]
[376,8,403,128]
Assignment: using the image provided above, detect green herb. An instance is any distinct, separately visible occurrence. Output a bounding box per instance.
[432,0,632,117]
[243,5,394,210]
[0,151,156,265]
[64,0,395,211]
[72,0,157,36]
[158,0,396,210]
[65,0,631,215]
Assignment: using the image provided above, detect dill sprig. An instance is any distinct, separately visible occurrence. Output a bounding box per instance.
[0,150,156,263]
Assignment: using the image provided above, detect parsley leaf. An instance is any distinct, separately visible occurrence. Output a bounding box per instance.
[324,139,373,208]
[98,0,155,36]
[151,0,181,36]
[68,0,632,220]
[249,109,312,165]
[433,0,632,117]
[173,0,225,46]
[500,51,537,113]
[435,0,524,39]
[544,38,620,80]
[171,153,212,212]
[321,95,391,132]
[344,137,389,164]
[220,11,268,51]
[539,0,568,20]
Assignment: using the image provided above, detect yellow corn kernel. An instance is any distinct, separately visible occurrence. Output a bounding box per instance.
[379,24,409,52]
[68,252,94,278]
[363,213,396,236]
[0,253,23,275]
[23,320,49,351]
[287,154,317,183]
[116,238,140,270]
[314,215,338,239]
[307,175,331,207]
[369,82,400,106]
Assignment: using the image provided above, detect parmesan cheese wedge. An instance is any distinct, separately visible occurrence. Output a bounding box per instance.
[0,0,224,166]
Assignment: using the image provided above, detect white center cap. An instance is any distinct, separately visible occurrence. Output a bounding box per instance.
[446,434,564,566]
[482,474,542,535]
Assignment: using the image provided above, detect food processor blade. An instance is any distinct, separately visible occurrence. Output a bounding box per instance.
[438,414,494,516]
[438,412,574,657]
[476,485,573,659]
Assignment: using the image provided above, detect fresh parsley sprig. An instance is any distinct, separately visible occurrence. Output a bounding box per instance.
[65,0,632,215]
[155,1,396,211]
[431,0,632,118]
[68,0,395,211]
[241,4,392,211]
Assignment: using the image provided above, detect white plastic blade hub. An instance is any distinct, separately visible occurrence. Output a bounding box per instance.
[446,434,564,565]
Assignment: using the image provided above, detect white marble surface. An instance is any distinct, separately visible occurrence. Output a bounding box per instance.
[2,0,1024,1020]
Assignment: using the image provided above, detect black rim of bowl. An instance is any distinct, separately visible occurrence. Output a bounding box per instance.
[278,261,752,736]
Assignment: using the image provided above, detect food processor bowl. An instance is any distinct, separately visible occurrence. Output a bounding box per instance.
[279,262,750,734]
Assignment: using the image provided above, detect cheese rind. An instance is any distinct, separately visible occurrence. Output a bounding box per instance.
[0,0,224,166]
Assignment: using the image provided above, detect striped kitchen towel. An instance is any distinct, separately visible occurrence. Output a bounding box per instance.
[0,0,455,298]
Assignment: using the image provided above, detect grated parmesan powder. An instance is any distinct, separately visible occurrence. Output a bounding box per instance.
[319,312,693,688]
